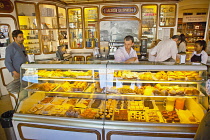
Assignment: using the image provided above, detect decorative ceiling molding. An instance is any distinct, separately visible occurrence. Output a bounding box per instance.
[58,0,181,5]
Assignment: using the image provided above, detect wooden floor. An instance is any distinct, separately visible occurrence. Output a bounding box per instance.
[0,95,13,140]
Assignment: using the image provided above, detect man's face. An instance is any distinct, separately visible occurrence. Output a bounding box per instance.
[124,40,134,51]
[14,33,24,44]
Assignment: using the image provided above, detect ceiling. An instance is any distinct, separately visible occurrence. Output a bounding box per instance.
[58,0,180,5]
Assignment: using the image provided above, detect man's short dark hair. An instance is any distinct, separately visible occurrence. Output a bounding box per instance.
[124,35,134,43]
[171,35,180,40]
[12,30,23,39]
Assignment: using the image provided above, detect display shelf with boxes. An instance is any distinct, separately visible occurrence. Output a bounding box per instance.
[41,29,59,53]
[141,5,157,47]
[68,8,83,49]
[159,4,176,27]
[13,62,208,139]
[38,4,59,54]
[185,22,206,43]
[15,1,41,54]
[39,4,58,29]
[84,7,99,49]
[58,7,68,48]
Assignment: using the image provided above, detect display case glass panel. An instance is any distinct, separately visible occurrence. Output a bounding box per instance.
[141,5,157,47]
[159,4,176,27]
[18,62,107,123]
[84,7,98,49]
[68,8,83,49]
[41,29,59,53]
[39,4,57,29]
[15,2,41,54]
[105,63,207,123]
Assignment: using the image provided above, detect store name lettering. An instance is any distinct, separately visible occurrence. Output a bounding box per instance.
[103,7,137,14]
[183,15,207,22]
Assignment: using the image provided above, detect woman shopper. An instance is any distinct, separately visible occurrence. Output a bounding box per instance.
[178,34,187,53]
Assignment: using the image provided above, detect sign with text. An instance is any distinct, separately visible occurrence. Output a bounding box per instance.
[0,0,14,13]
[183,15,207,22]
[102,5,138,15]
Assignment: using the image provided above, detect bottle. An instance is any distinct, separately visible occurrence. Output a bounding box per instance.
[93,46,99,57]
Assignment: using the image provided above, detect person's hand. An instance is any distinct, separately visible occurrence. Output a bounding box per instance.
[12,71,20,79]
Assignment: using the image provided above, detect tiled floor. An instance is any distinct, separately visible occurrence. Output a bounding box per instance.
[0,95,13,140]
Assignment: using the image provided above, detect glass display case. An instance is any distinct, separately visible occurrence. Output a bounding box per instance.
[39,4,58,53]
[68,8,83,49]
[13,62,208,139]
[141,5,157,47]
[15,2,41,54]
[84,7,99,49]
[159,4,176,27]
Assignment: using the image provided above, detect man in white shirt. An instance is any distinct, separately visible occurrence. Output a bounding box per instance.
[114,35,138,63]
[150,35,180,62]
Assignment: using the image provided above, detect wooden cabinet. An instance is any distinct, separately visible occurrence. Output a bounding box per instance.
[159,4,176,27]
[15,2,68,54]
[58,7,68,48]
[84,7,99,49]
[141,5,157,47]
[68,8,83,49]
[39,4,58,54]
[68,7,99,49]
[15,2,41,54]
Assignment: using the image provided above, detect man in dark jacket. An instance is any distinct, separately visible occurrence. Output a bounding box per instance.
[5,30,27,79]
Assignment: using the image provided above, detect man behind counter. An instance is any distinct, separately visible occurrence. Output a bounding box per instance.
[114,35,138,63]
[150,35,180,62]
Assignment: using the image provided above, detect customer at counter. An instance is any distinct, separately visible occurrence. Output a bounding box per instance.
[190,40,208,64]
[178,34,187,53]
[150,35,180,62]
[114,35,138,63]
[56,45,66,60]
[5,30,27,79]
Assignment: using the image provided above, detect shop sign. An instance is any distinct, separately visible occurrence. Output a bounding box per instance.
[0,0,14,13]
[102,6,138,15]
[183,15,207,22]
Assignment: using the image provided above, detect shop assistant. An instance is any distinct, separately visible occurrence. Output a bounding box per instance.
[190,40,208,64]
[5,30,27,79]
[150,35,180,62]
[114,35,138,63]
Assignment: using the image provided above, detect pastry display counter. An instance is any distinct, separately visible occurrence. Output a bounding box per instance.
[12,61,208,140]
